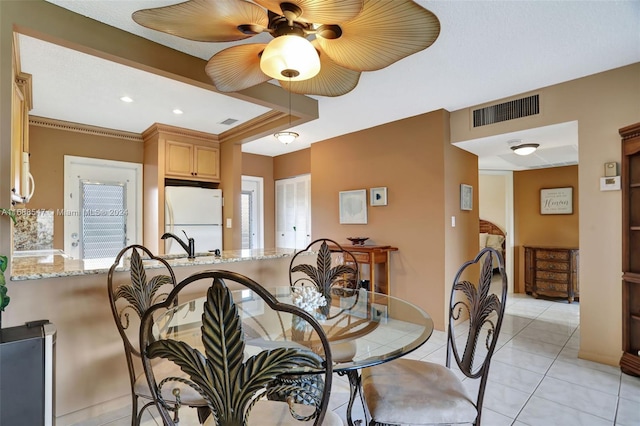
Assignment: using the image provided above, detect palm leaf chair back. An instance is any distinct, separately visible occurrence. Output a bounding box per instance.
[107,245,178,423]
[289,239,360,318]
[139,270,335,426]
[447,247,508,424]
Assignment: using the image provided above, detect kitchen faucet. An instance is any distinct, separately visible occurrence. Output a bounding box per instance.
[161,230,195,259]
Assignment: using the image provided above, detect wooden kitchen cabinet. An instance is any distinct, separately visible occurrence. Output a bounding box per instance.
[142,124,220,253]
[11,70,32,203]
[524,246,579,303]
[620,122,640,376]
[165,139,220,182]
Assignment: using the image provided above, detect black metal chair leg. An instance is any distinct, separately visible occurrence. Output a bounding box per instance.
[340,369,366,426]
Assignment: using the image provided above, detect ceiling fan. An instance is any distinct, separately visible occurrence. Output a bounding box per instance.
[133,0,440,97]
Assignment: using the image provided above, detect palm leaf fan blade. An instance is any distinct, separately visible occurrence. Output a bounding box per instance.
[316,0,440,71]
[132,0,268,42]
[254,0,363,24]
[206,44,271,92]
[281,42,360,96]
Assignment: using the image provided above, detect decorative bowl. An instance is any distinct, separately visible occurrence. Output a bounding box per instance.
[347,237,369,246]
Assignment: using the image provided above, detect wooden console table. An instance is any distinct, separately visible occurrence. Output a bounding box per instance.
[334,244,398,295]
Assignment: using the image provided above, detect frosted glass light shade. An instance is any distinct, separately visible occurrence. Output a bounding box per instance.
[260,35,320,81]
[275,131,298,144]
[511,143,539,156]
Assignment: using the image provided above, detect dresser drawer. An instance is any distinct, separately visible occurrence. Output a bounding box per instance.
[536,270,569,282]
[535,281,574,294]
[536,250,570,261]
[536,260,570,272]
[349,252,371,264]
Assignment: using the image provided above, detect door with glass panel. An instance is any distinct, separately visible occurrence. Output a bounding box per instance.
[241,176,264,249]
[64,156,142,262]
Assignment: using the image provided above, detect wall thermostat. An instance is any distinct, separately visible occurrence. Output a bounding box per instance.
[605,162,618,177]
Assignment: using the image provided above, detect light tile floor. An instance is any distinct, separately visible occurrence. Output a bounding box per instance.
[75,294,640,426]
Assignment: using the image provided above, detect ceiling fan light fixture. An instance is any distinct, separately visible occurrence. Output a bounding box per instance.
[274,131,298,144]
[260,35,320,81]
[511,143,540,156]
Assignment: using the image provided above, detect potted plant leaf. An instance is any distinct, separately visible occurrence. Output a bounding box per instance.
[0,208,17,330]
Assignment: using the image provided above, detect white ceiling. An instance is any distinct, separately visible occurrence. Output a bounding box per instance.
[16,1,640,169]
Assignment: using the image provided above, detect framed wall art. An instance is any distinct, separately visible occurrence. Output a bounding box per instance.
[460,184,473,211]
[339,189,368,224]
[540,187,573,214]
[370,187,388,206]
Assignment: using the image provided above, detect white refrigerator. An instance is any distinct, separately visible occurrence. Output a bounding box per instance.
[164,186,223,255]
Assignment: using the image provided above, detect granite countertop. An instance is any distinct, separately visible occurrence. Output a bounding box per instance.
[10,248,298,281]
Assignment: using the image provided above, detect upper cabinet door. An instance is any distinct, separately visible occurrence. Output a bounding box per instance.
[194,145,220,181]
[164,140,220,182]
[165,140,193,178]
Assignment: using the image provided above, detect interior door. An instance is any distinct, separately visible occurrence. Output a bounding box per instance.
[275,174,310,249]
[241,176,263,249]
[64,155,142,260]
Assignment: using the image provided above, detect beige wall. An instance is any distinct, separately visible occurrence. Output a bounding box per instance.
[451,63,640,366]
[513,166,579,293]
[273,148,311,180]
[308,109,478,329]
[219,142,243,249]
[443,120,481,317]
[479,174,507,230]
[27,125,143,248]
[242,152,275,248]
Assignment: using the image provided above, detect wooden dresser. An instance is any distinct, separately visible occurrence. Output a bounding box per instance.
[524,246,579,303]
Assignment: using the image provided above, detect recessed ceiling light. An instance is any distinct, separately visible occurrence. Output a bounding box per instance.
[172,109,183,115]
[120,96,133,103]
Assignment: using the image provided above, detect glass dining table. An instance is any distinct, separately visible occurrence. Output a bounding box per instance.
[153,286,434,426]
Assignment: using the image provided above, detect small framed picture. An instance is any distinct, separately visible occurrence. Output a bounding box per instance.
[339,189,368,224]
[370,187,388,206]
[460,184,473,211]
[540,187,573,214]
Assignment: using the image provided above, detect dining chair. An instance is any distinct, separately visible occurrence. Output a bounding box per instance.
[139,269,342,425]
[289,238,361,313]
[107,245,209,425]
[289,238,362,362]
[361,247,508,426]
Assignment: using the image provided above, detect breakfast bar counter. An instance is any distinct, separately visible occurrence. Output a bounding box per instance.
[10,248,297,281]
[4,248,298,425]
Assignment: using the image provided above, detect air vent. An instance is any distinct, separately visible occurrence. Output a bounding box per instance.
[473,94,539,127]
[220,118,238,125]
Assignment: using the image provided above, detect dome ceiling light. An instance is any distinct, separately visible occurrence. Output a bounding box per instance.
[509,139,540,156]
[274,131,298,144]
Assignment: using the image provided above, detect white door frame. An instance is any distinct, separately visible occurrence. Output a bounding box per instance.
[479,170,514,293]
[241,175,264,249]
[63,155,142,259]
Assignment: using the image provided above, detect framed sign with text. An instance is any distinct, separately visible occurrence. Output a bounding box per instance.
[540,187,573,214]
